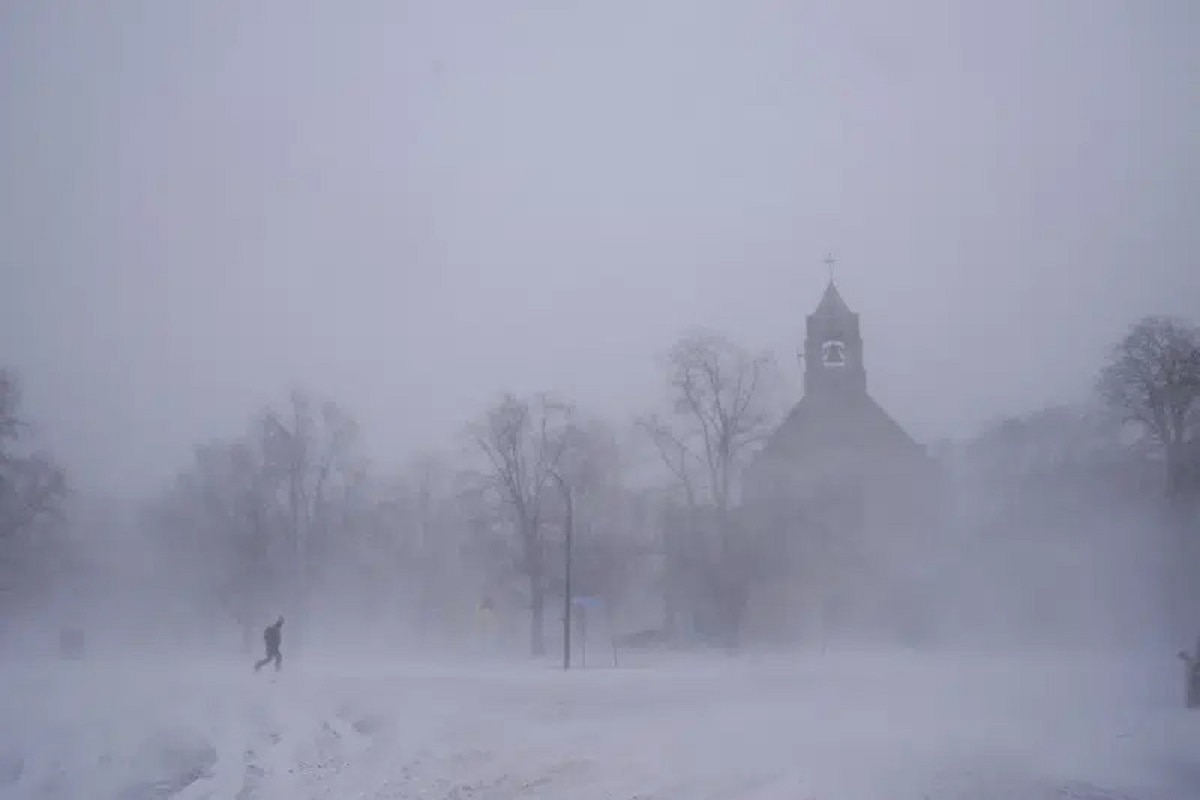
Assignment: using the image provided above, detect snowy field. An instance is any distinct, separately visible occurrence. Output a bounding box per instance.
[1,648,1198,800]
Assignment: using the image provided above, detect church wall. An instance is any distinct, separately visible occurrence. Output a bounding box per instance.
[742,434,947,646]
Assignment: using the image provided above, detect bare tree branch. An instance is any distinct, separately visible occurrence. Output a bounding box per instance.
[0,369,67,546]
[636,414,699,509]
[639,332,778,648]
[468,392,576,655]
[1098,315,1200,499]
[654,331,776,514]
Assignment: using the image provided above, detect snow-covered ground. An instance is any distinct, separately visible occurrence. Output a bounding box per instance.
[1,647,1197,799]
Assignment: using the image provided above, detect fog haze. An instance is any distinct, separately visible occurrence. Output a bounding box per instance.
[4,5,1200,800]
[2,1,1195,496]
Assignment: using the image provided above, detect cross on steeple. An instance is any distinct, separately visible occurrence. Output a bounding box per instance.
[824,253,837,284]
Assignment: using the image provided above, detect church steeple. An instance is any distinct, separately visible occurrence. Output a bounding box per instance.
[804,279,866,398]
[813,281,852,317]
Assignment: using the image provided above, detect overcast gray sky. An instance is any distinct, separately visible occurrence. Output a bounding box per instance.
[2,1,1197,497]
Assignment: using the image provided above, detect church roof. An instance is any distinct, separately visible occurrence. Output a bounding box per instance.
[812,281,852,318]
[756,390,924,467]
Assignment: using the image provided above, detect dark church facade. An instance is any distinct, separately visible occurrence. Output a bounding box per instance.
[743,281,945,647]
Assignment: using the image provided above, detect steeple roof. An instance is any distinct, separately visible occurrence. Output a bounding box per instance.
[813,281,852,317]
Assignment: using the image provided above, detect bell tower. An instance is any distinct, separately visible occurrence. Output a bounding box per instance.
[803,276,867,399]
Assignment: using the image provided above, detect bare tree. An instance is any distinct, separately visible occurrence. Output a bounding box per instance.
[638,332,777,647]
[967,404,1158,518]
[0,368,66,556]
[639,415,700,512]
[1097,317,1200,645]
[150,436,278,649]
[143,387,373,654]
[470,393,574,656]
[379,451,460,641]
[552,417,645,630]
[1098,316,1200,501]
[255,388,363,651]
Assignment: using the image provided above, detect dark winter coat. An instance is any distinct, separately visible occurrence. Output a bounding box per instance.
[264,620,283,652]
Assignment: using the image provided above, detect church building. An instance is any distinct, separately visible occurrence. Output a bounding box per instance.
[743,278,944,646]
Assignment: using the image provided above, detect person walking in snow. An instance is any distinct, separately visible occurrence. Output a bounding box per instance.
[254,616,284,673]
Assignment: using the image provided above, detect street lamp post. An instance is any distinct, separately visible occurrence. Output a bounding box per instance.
[549,469,573,671]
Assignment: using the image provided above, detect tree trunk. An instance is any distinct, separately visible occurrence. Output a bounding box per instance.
[715,508,745,652]
[662,525,680,637]
[664,576,678,637]
[1167,442,1187,502]
[529,572,545,656]
[721,577,748,652]
[523,515,546,657]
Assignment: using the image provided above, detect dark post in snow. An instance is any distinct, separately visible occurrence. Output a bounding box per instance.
[549,469,574,671]
[1179,637,1200,709]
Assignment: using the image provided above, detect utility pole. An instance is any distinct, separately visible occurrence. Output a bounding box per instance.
[549,469,573,671]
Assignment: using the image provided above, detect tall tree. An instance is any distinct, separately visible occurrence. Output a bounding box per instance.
[966,404,1157,518]
[146,387,366,652]
[470,392,574,656]
[147,435,278,648]
[1098,316,1200,501]
[0,369,66,600]
[639,331,776,646]
[956,404,1164,646]
[255,388,363,651]
[371,452,464,642]
[1098,316,1200,642]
